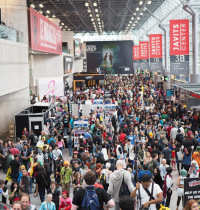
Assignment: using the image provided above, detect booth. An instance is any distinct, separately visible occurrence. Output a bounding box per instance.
[15,102,59,138]
[73,73,105,90]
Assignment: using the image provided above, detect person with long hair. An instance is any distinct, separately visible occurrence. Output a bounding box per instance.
[9,181,20,205]
[143,151,152,165]
[182,147,192,172]
[56,135,65,151]
[59,190,72,210]
[152,167,163,190]
[184,199,199,210]
[73,172,83,196]
[176,169,187,210]
[163,167,173,207]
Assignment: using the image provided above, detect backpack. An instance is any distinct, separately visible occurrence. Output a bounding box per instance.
[99,173,106,187]
[93,125,97,133]
[82,187,100,210]
[97,152,104,164]
[119,172,130,197]
[147,160,155,173]
[32,135,38,144]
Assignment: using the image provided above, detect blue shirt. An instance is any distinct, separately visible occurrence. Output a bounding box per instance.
[138,170,152,180]
[47,138,56,145]
[39,202,56,210]
[84,133,92,139]
[128,135,135,146]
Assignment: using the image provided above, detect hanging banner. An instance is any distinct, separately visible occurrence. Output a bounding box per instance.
[149,34,163,71]
[170,19,189,75]
[30,7,62,55]
[133,46,140,72]
[184,178,200,207]
[139,41,149,70]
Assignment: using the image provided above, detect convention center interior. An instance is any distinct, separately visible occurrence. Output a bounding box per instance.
[1,0,200,210]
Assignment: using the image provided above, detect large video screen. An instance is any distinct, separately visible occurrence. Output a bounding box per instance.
[86,41,134,74]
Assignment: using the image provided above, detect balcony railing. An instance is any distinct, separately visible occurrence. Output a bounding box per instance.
[0,25,23,43]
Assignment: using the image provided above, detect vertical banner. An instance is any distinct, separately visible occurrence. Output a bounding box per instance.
[170,19,189,75]
[139,41,149,70]
[133,45,140,72]
[149,34,163,71]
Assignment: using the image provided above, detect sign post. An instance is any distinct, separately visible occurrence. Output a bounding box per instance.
[133,45,140,72]
[149,34,163,72]
[170,19,189,75]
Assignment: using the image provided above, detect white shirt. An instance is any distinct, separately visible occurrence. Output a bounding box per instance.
[159,164,169,180]
[101,169,110,184]
[52,149,62,160]
[102,148,108,161]
[137,183,162,210]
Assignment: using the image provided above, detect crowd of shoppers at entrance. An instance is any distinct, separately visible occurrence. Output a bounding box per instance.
[0,74,200,210]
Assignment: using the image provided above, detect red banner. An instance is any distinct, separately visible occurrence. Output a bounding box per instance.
[149,34,162,58]
[30,7,62,55]
[133,46,140,60]
[139,41,149,59]
[170,19,189,55]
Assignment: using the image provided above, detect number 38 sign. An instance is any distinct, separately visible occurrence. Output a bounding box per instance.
[170,19,189,75]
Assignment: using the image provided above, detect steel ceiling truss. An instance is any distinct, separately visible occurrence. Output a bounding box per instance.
[27,0,165,34]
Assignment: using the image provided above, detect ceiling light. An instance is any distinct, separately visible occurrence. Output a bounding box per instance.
[93,2,97,7]
[91,18,94,21]
[143,7,147,11]
[96,14,99,17]
[128,24,130,26]
[89,14,92,17]
[137,17,140,20]
[136,7,139,11]
[39,10,43,14]
[139,1,143,5]
[133,24,136,26]
[39,4,44,8]
[46,15,49,18]
[63,29,66,31]
[133,13,137,16]
[30,4,35,8]
[85,2,89,7]
[87,9,91,13]
[95,9,98,12]
[46,10,51,14]
[62,23,64,25]
[52,15,56,18]
[135,20,138,23]
[60,26,62,28]
[129,20,132,23]
[147,0,152,4]
[68,28,70,30]
[140,12,143,16]
[92,22,95,25]
[65,26,68,28]
[98,22,101,25]
[131,17,134,20]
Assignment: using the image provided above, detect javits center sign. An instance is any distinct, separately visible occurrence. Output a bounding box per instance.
[86,41,134,74]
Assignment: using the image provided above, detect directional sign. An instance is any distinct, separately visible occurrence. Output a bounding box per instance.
[166,89,174,97]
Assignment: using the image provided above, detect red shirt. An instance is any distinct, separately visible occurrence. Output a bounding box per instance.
[119,133,126,145]
[167,127,173,138]
[94,182,104,189]
[10,148,20,156]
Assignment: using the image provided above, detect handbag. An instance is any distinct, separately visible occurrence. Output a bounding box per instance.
[119,172,130,197]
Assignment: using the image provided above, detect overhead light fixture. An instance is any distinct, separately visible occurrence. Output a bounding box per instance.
[131,17,134,20]
[85,2,89,7]
[46,10,51,14]
[68,28,70,30]
[46,15,49,18]
[140,12,143,16]
[52,15,56,18]
[133,13,137,16]
[62,23,64,25]
[60,26,62,28]
[133,24,136,26]
[129,20,132,23]
[91,18,94,21]
[89,14,92,17]
[137,17,140,20]
[147,0,152,4]
[139,1,143,5]
[96,14,99,17]
[136,7,139,11]
[87,9,91,13]
[93,2,97,7]
[128,24,130,26]
[65,26,68,28]
[39,10,43,14]
[143,7,147,11]
[92,22,95,25]
[30,4,35,8]
[95,9,98,12]
[98,22,101,25]
[63,29,66,31]
[97,18,100,21]
[39,4,44,8]
[135,20,138,23]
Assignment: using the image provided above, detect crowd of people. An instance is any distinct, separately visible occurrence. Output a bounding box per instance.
[0,74,200,210]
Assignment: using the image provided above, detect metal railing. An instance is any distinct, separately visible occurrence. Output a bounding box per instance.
[0,25,23,43]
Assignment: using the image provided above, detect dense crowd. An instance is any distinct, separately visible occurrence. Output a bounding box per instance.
[0,74,200,210]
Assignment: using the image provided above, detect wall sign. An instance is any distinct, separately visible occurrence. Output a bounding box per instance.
[170,19,189,75]
[139,41,149,70]
[30,7,62,54]
[149,34,163,71]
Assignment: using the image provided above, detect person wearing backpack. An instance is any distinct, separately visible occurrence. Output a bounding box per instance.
[47,135,56,150]
[29,131,38,149]
[100,163,112,191]
[130,174,163,210]
[95,146,105,164]
[107,160,134,210]
[72,171,115,210]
